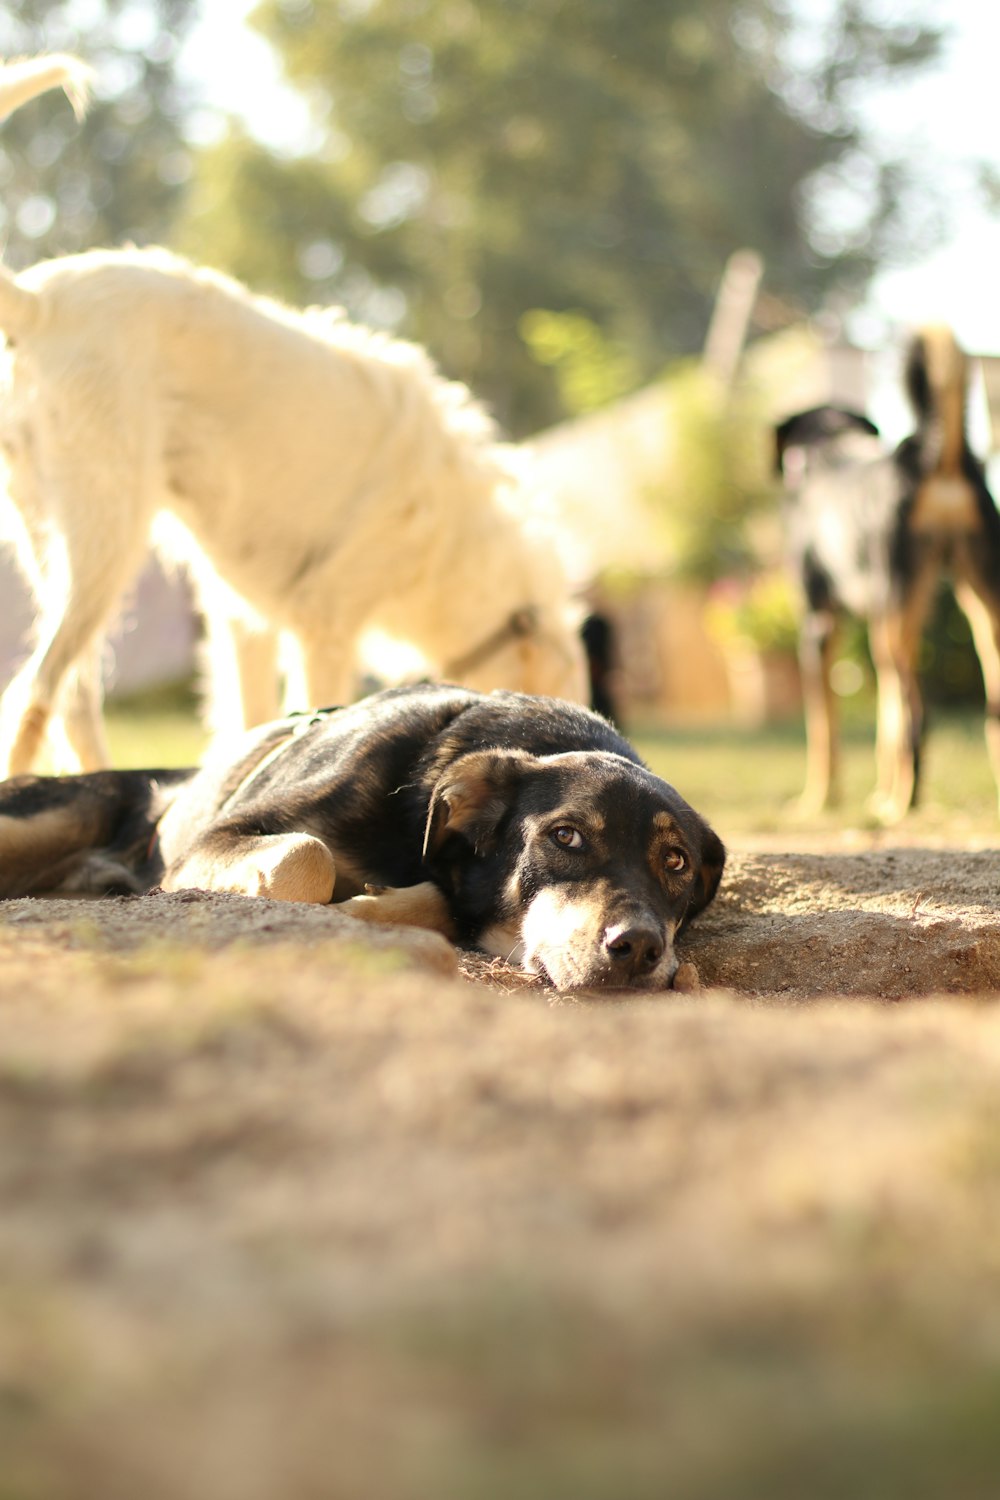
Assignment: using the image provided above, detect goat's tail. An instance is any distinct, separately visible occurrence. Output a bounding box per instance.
[0,54,92,340]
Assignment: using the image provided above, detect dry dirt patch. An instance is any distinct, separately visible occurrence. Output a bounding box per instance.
[1,841,995,1000]
[685,846,1000,999]
[1,843,999,1499]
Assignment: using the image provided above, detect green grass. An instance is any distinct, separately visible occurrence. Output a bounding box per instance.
[106,680,206,769]
[630,709,998,838]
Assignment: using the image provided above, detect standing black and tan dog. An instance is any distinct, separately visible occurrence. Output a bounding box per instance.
[776,327,1000,821]
[0,684,724,991]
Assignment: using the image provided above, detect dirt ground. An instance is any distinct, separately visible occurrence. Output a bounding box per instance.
[2,832,1000,1499]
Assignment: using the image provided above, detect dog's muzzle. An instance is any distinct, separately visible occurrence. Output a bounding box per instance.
[602,919,667,984]
[523,909,677,991]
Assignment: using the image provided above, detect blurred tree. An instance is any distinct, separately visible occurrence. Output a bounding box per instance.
[0,0,199,267]
[178,0,942,435]
[656,358,775,582]
[519,309,642,417]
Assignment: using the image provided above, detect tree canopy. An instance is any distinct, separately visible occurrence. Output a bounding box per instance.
[178,0,943,434]
[0,1,945,435]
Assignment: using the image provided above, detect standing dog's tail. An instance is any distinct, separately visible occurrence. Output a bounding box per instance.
[904,324,970,477]
[0,53,91,340]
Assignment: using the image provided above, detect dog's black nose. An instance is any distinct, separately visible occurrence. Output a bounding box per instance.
[604,922,664,978]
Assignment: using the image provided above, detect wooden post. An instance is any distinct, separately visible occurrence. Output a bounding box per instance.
[702,249,764,391]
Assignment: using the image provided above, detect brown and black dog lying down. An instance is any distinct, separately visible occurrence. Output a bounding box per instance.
[0,684,724,991]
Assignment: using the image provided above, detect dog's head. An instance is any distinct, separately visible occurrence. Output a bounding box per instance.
[457,612,589,706]
[774,405,882,486]
[423,748,724,990]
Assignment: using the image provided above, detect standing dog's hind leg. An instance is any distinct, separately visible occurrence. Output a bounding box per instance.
[955,559,1000,817]
[0,458,151,775]
[797,608,840,814]
[868,562,937,822]
[292,616,364,716]
[50,648,111,772]
[2,589,122,777]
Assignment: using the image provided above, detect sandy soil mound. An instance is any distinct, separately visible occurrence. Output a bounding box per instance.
[3,845,996,1001]
[685,847,1000,999]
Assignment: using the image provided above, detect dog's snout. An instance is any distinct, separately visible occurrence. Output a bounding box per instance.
[604,922,664,978]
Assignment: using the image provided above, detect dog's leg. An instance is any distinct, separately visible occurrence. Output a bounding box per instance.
[797,609,839,813]
[954,548,1000,816]
[234,623,284,727]
[161,823,455,933]
[293,626,361,714]
[0,780,108,898]
[0,472,149,775]
[868,559,937,821]
[199,604,283,736]
[51,649,111,772]
[338,882,457,939]
[161,826,337,903]
[1,613,111,778]
[868,627,908,821]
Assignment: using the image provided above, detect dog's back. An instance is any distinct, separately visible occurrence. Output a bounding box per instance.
[775,404,899,619]
[896,326,992,536]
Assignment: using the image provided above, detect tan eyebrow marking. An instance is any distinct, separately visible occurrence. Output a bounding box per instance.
[548,809,606,833]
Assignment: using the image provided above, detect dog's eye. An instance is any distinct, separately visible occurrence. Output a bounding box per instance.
[550,825,584,850]
[664,847,687,873]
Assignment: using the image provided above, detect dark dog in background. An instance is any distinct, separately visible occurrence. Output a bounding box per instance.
[0,684,724,991]
[775,327,1000,821]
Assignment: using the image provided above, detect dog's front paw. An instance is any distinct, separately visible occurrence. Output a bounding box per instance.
[338,880,456,939]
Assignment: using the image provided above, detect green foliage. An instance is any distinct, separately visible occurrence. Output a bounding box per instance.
[176,0,943,435]
[921,586,985,707]
[652,360,774,581]
[180,129,350,304]
[0,0,199,266]
[519,310,642,418]
[705,570,800,654]
[106,678,205,768]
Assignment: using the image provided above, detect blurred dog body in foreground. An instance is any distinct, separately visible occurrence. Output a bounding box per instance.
[776,327,1000,821]
[0,684,724,991]
[0,56,585,778]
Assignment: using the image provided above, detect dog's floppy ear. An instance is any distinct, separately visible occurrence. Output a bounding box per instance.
[423,749,535,861]
[684,823,726,925]
[774,405,880,474]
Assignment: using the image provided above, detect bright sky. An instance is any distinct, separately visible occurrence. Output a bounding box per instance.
[181,2,312,153]
[848,0,1000,360]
